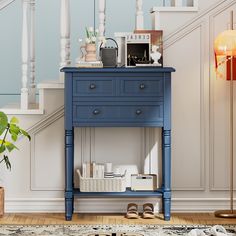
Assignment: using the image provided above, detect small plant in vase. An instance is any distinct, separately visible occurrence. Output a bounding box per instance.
[80,27,99,62]
[0,111,30,216]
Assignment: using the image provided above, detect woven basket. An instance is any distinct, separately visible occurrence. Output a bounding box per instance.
[0,187,4,217]
[77,169,127,192]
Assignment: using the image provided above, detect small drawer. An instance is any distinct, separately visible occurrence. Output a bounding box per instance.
[121,78,163,97]
[73,103,163,125]
[73,78,115,96]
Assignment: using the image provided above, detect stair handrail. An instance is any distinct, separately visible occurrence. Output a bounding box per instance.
[0,0,16,10]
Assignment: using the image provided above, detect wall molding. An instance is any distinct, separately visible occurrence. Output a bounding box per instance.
[170,24,206,191]
[30,106,64,191]
[5,197,236,213]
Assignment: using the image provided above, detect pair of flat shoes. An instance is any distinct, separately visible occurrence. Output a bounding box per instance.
[126,203,155,219]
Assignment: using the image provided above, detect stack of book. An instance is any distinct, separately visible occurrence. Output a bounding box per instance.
[82,162,105,179]
[76,60,103,68]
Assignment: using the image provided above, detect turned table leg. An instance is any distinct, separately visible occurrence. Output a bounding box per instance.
[65,129,74,221]
[162,129,171,221]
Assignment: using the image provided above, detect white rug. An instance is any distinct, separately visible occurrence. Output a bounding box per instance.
[0,224,235,236]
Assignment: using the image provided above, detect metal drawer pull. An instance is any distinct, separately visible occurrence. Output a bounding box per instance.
[139,84,145,89]
[136,109,142,115]
[89,84,96,89]
[93,109,100,115]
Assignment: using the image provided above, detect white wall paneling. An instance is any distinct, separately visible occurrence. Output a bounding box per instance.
[4,197,236,213]
[165,24,206,191]
[30,107,65,191]
[90,127,145,187]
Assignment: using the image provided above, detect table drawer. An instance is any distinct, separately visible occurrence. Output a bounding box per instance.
[121,78,163,97]
[73,78,115,96]
[73,103,163,125]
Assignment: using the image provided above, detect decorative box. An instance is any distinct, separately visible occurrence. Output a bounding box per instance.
[131,174,158,191]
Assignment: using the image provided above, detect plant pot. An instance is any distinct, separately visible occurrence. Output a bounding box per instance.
[0,187,4,217]
[80,43,97,62]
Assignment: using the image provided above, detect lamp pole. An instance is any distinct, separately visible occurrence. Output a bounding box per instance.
[229,10,234,215]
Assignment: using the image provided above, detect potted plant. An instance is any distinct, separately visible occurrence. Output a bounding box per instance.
[0,111,30,216]
[80,27,99,62]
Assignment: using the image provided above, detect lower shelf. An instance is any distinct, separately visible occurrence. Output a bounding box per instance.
[74,187,163,198]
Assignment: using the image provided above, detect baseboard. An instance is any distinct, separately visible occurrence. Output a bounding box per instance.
[5,198,236,213]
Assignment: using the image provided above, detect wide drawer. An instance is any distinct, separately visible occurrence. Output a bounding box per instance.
[73,102,163,126]
[120,78,163,97]
[73,77,115,96]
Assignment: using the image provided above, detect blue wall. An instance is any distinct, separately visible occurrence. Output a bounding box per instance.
[0,0,160,106]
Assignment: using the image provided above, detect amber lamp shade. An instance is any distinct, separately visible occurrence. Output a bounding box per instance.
[214,30,236,80]
[214,30,236,56]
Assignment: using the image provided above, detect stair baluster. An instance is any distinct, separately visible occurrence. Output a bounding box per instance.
[175,0,183,7]
[99,0,106,38]
[21,0,29,110]
[135,0,144,30]
[29,0,36,104]
[60,0,71,82]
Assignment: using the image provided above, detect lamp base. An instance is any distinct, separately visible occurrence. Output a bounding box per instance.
[215,210,236,218]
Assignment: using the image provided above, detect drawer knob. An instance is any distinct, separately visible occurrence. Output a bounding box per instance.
[93,109,100,115]
[89,84,96,89]
[139,84,145,89]
[136,109,142,115]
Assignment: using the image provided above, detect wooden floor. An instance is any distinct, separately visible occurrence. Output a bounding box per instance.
[0,213,235,225]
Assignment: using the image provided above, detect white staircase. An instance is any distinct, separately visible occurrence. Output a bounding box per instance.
[0,0,201,116]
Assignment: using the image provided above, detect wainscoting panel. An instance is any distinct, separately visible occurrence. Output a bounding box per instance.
[165,25,206,191]
[31,116,65,191]
[209,2,236,190]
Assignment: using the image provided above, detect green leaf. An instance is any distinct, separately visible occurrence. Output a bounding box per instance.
[10,124,20,135]
[0,145,5,153]
[10,117,19,124]
[20,129,31,141]
[0,112,8,135]
[5,141,18,152]
[11,133,18,142]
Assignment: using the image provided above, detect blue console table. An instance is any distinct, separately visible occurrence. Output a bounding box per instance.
[62,67,175,221]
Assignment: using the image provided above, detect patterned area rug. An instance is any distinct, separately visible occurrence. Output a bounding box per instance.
[0,224,235,236]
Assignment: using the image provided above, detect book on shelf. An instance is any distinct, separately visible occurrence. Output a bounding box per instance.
[76,60,103,68]
[82,162,105,178]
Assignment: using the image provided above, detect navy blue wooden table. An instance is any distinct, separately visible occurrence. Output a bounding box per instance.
[62,67,175,221]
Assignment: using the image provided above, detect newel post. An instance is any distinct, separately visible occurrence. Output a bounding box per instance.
[21,0,29,109]
[60,0,71,82]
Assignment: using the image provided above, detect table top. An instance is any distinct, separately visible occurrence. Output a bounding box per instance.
[61,67,176,73]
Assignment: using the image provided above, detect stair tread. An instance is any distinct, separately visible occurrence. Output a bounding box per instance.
[37,80,64,89]
[0,103,44,115]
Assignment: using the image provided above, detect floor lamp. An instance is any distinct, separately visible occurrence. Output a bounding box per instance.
[214,11,236,218]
